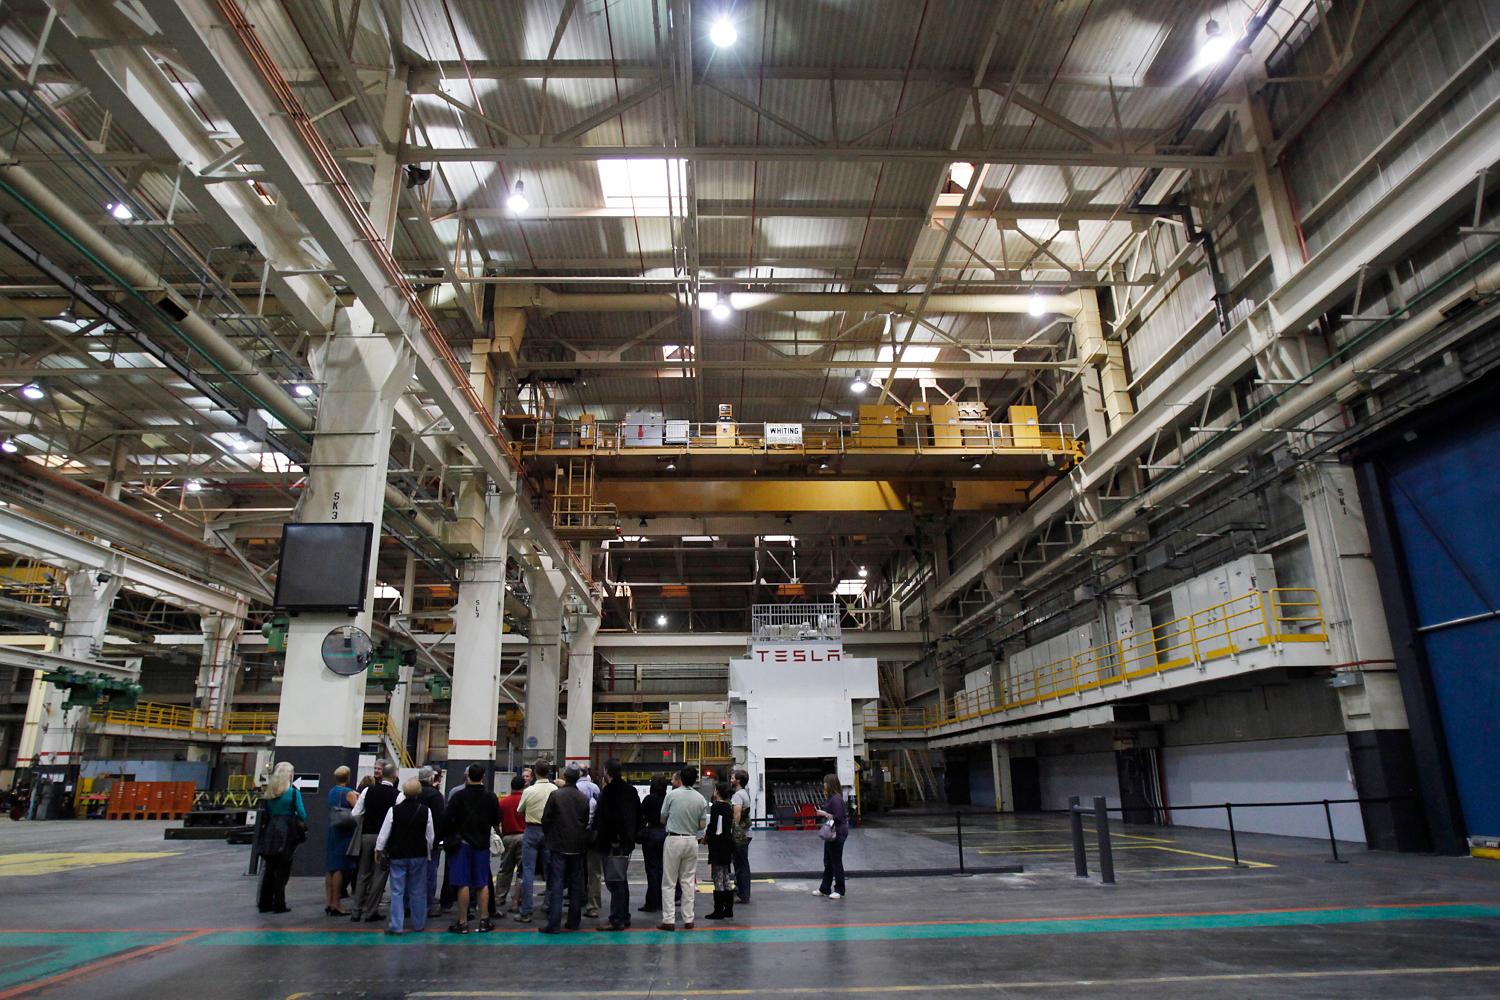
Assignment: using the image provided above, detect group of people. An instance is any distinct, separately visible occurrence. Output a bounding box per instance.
[257,757,851,935]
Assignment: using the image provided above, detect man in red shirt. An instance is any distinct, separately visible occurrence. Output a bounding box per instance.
[495,774,528,912]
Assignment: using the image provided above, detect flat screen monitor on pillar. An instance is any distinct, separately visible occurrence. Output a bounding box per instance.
[272,522,375,613]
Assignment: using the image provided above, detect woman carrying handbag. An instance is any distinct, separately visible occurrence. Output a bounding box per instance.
[812,774,848,900]
[257,761,308,914]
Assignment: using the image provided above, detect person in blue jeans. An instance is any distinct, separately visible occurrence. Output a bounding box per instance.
[813,774,849,900]
[376,777,434,935]
[513,761,557,923]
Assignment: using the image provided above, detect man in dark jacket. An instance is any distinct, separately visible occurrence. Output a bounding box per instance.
[445,764,501,934]
[416,766,447,919]
[539,767,591,934]
[592,757,640,931]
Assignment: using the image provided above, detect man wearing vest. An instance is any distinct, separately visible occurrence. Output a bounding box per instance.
[376,777,436,935]
[350,761,399,922]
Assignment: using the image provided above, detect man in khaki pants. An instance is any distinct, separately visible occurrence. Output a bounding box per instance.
[657,765,708,930]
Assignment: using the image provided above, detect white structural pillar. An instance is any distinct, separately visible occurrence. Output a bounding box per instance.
[195,613,243,731]
[989,741,1015,813]
[274,305,413,872]
[445,483,519,789]
[25,569,122,809]
[562,611,601,768]
[387,553,419,751]
[523,562,567,766]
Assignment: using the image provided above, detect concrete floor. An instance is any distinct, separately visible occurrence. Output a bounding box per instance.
[2,815,1499,999]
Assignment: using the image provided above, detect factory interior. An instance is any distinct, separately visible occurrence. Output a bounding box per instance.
[2,0,1500,997]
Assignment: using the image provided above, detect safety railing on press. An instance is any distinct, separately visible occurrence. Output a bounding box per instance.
[591,711,731,736]
[522,420,1083,458]
[867,588,1326,735]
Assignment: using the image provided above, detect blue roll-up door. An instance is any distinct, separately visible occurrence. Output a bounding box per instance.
[1384,410,1500,840]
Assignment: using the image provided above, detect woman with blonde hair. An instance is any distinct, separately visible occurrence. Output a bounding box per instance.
[257,761,308,914]
[324,765,359,916]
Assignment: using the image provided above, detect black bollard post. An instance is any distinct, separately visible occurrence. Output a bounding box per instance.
[1323,800,1347,863]
[1093,796,1115,885]
[953,812,972,876]
[1226,803,1243,868]
[1068,795,1088,878]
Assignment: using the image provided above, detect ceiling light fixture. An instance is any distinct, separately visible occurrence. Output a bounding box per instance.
[850,372,868,394]
[507,179,529,214]
[710,292,732,322]
[20,383,44,401]
[971,461,982,470]
[108,201,133,221]
[709,17,737,48]
[656,614,669,626]
[1199,18,1233,67]
[185,479,203,493]
[857,565,868,579]
[1,439,17,454]
[1028,292,1047,317]
[294,383,314,398]
[665,461,676,471]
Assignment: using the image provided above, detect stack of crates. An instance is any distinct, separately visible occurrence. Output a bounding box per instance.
[106,780,197,820]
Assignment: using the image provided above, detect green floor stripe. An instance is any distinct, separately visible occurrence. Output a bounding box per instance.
[0,932,176,990]
[194,903,1500,949]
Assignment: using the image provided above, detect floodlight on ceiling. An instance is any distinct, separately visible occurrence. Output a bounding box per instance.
[850,372,868,394]
[709,17,737,48]
[1028,292,1047,317]
[20,383,44,401]
[293,383,314,398]
[656,614,669,626]
[507,179,529,214]
[1,439,17,454]
[1199,18,1234,67]
[971,461,982,470]
[857,565,868,579]
[709,292,733,322]
[185,479,203,493]
[107,201,133,221]
[665,461,677,471]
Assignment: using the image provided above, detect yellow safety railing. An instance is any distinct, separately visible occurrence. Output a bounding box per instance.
[90,705,411,757]
[364,712,413,768]
[592,710,731,737]
[869,588,1326,735]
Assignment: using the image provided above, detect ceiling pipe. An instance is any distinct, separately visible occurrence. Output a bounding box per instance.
[497,284,1086,316]
[0,161,441,540]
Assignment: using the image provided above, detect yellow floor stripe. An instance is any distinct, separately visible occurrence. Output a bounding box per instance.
[0,852,182,877]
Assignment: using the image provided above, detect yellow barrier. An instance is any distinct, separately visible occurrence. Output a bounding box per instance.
[870,588,1327,735]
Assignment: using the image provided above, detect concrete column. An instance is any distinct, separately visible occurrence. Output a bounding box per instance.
[195,613,243,730]
[563,612,601,767]
[30,569,122,777]
[387,554,418,749]
[445,484,518,789]
[1072,290,1133,439]
[990,741,1014,813]
[274,304,413,872]
[1298,461,1424,849]
[523,563,567,766]
[1236,87,1304,286]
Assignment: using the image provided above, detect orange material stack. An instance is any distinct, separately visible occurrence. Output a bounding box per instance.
[105,780,198,820]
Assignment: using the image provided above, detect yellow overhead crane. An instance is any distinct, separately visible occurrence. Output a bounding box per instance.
[519,404,1079,518]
